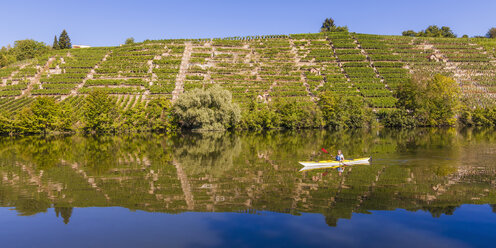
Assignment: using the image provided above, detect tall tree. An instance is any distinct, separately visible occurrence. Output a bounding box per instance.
[487,27,496,38]
[52,35,59,50]
[58,29,72,49]
[321,18,335,32]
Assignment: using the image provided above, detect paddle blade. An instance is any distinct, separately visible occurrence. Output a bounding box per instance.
[321,148,328,154]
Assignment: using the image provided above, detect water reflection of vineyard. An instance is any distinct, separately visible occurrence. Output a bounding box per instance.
[0,128,495,226]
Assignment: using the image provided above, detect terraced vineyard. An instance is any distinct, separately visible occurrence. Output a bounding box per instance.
[1,31,496,113]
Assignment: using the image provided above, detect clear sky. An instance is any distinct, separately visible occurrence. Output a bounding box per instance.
[1,0,495,47]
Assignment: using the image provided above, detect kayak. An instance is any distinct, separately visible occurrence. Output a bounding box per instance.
[298,157,371,172]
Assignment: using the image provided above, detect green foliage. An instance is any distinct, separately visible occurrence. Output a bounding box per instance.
[0,97,74,134]
[52,35,59,50]
[125,37,135,45]
[83,89,116,133]
[239,99,324,130]
[320,18,348,32]
[173,85,241,130]
[402,25,457,38]
[26,97,61,133]
[377,109,416,128]
[273,99,324,129]
[459,105,496,126]
[58,30,72,49]
[239,100,279,130]
[487,27,496,39]
[396,74,460,126]
[13,39,49,61]
[145,97,177,132]
[321,18,335,32]
[401,30,417,37]
[318,93,373,129]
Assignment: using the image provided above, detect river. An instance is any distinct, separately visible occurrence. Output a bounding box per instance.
[0,128,495,247]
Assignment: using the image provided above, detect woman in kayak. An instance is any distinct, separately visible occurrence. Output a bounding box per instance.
[335,150,344,162]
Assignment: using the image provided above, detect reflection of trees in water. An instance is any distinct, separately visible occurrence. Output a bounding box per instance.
[173,132,242,176]
[55,206,73,224]
[0,128,495,226]
[421,206,458,218]
[13,198,51,216]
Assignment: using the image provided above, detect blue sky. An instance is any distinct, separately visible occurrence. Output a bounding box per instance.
[1,0,495,47]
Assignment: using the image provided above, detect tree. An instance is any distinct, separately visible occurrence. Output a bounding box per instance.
[145,97,176,132]
[402,30,417,37]
[29,97,60,133]
[273,99,324,129]
[13,39,49,61]
[318,93,373,129]
[58,29,72,49]
[12,97,73,134]
[52,35,59,50]
[83,89,116,132]
[396,74,460,126]
[321,18,335,32]
[55,207,73,224]
[486,27,496,38]
[125,37,135,45]
[320,18,348,32]
[173,85,241,130]
[402,25,456,38]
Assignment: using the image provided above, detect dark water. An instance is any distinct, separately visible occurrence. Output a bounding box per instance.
[1,128,496,248]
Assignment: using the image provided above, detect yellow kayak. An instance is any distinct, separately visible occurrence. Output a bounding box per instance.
[298,157,371,172]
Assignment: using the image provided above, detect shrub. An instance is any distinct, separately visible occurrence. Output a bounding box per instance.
[125,37,135,45]
[377,109,416,128]
[82,89,116,133]
[239,100,279,130]
[173,85,241,130]
[12,97,73,134]
[146,97,177,132]
[396,74,460,126]
[318,93,374,129]
[272,99,324,129]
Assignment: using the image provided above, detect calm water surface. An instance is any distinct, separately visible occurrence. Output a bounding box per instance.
[1,128,496,248]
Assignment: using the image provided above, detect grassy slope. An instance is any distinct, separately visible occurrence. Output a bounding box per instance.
[0,32,496,115]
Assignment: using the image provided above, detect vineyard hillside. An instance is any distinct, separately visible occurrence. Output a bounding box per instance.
[1,32,496,115]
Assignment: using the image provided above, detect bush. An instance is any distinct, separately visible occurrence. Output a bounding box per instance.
[146,97,177,132]
[239,100,279,130]
[125,37,135,45]
[173,85,241,130]
[318,93,374,129]
[12,97,73,134]
[273,99,324,130]
[377,109,416,128]
[396,74,460,126]
[459,106,496,126]
[82,89,116,133]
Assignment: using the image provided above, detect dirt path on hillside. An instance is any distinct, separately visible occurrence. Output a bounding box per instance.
[65,51,111,100]
[173,160,194,210]
[172,42,192,101]
[18,57,55,98]
[289,39,316,100]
